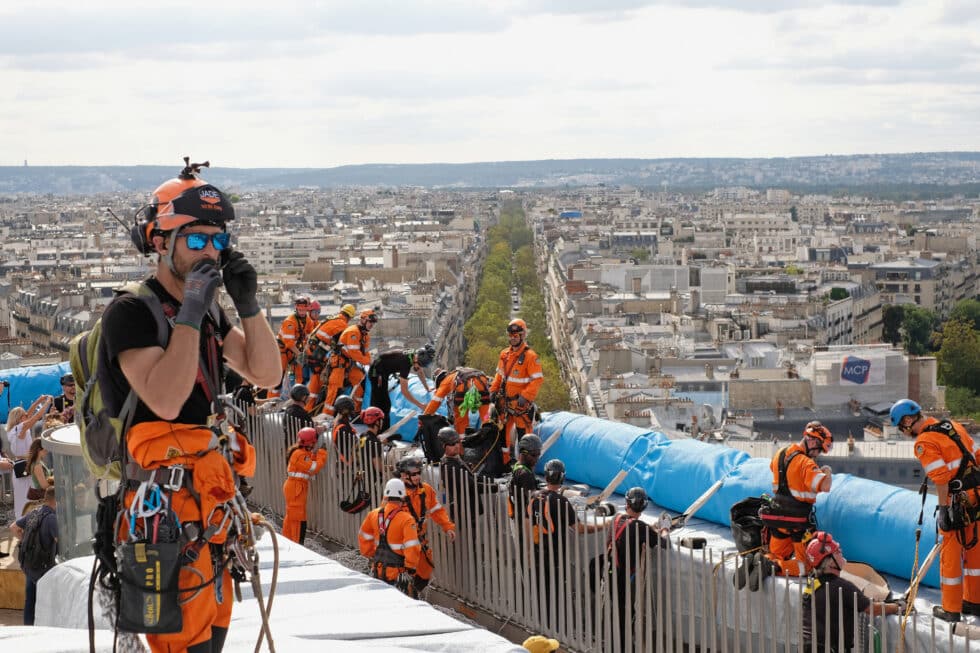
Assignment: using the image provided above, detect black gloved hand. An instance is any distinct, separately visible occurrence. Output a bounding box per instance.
[936,505,954,532]
[176,260,221,330]
[222,250,260,318]
[516,395,529,409]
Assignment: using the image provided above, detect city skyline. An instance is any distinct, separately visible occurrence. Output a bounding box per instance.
[3,0,979,168]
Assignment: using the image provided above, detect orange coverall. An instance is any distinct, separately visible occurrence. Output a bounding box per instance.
[322,324,370,416]
[304,314,349,411]
[404,482,456,583]
[914,416,980,615]
[489,343,543,462]
[766,443,829,576]
[277,312,314,381]
[123,420,256,652]
[359,502,421,582]
[282,446,328,543]
[423,369,491,434]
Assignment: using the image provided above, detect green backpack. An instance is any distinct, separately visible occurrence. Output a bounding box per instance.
[69,282,170,480]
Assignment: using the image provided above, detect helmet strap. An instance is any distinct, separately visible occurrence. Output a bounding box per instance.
[163,228,181,276]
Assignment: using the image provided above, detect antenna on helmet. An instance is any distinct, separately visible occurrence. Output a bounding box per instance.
[179,156,210,180]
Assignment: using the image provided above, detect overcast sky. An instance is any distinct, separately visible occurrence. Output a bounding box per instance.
[3,0,979,167]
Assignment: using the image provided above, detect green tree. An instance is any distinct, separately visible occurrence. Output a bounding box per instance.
[951,299,980,332]
[938,319,980,395]
[882,305,904,346]
[630,248,651,263]
[945,386,980,421]
[790,206,798,222]
[829,287,850,301]
[901,306,938,355]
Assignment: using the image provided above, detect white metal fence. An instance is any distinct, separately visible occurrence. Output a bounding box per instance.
[246,410,956,653]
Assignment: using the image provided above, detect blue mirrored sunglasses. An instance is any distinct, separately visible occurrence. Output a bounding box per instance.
[177,232,230,251]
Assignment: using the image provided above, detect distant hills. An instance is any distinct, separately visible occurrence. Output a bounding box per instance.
[2,152,980,197]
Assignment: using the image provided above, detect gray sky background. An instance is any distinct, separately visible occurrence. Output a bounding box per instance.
[3,0,979,167]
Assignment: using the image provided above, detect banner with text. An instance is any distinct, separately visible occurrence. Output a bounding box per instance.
[838,353,886,386]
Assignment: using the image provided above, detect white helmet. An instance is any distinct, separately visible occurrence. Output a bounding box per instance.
[384,478,407,500]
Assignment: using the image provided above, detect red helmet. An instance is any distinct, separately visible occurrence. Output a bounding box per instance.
[805,531,842,569]
[309,300,321,312]
[297,427,318,446]
[360,406,385,426]
[803,421,833,454]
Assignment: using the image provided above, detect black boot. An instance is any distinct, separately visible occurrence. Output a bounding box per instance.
[748,553,776,592]
[413,575,429,595]
[734,553,756,590]
[933,605,961,622]
[963,601,980,617]
[211,626,229,653]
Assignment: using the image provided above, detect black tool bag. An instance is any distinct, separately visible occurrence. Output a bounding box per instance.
[117,541,183,634]
[730,496,766,553]
[340,471,371,514]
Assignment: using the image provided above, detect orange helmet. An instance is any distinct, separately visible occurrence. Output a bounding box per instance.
[507,318,527,334]
[135,158,234,254]
[803,421,833,454]
[360,309,378,323]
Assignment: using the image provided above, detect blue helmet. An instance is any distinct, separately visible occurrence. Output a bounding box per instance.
[890,399,922,427]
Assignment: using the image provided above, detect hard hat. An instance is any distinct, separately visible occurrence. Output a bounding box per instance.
[518,434,542,456]
[802,421,833,454]
[433,367,448,387]
[289,384,310,402]
[507,318,527,334]
[341,304,356,318]
[625,486,648,513]
[890,399,922,427]
[804,531,842,569]
[415,344,436,367]
[360,406,385,426]
[295,296,310,306]
[384,478,407,500]
[309,300,321,312]
[360,309,378,323]
[437,426,460,446]
[334,395,356,416]
[297,427,317,447]
[522,635,560,653]
[544,459,565,485]
[396,457,423,475]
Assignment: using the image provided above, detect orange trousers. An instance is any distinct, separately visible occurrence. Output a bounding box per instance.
[322,365,365,416]
[282,478,310,543]
[500,415,531,464]
[939,527,980,613]
[766,530,810,577]
[305,367,327,412]
[416,538,435,581]
[450,405,490,435]
[280,352,302,382]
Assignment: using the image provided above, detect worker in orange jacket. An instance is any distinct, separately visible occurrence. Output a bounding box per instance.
[489,318,544,463]
[282,427,328,545]
[277,296,314,384]
[101,163,281,653]
[746,422,832,589]
[359,478,422,596]
[305,304,356,412]
[424,367,492,435]
[893,399,980,622]
[395,458,456,594]
[322,309,377,416]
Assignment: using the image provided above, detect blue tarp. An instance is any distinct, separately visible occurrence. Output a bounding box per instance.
[0,361,72,422]
[532,411,940,589]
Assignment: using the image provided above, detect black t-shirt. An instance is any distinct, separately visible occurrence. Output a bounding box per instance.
[606,514,664,577]
[441,455,496,522]
[802,573,870,652]
[282,403,314,444]
[101,278,232,426]
[509,462,539,520]
[53,394,74,413]
[371,350,412,380]
[527,489,577,559]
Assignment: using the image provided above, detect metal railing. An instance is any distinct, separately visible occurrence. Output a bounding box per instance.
[244,410,948,652]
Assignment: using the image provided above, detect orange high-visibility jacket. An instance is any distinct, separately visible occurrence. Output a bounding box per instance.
[337,324,372,367]
[305,314,350,360]
[405,482,456,540]
[359,502,421,578]
[769,443,827,505]
[914,416,980,486]
[278,313,314,354]
[489,343,543,403]
[286,446,327,481]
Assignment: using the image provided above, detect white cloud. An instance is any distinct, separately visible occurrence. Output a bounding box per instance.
[1,0,979,167]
